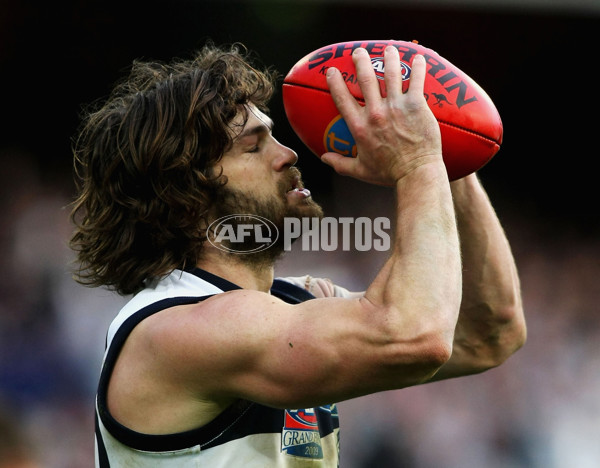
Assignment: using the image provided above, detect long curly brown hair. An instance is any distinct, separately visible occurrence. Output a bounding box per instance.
[70,44,276,295]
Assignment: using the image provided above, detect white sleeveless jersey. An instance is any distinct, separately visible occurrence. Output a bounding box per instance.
[95,268,340,467]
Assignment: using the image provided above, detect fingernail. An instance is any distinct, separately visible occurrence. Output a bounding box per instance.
[326,67,336,77]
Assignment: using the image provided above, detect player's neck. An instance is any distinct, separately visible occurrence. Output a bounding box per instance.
[196,247,275,293]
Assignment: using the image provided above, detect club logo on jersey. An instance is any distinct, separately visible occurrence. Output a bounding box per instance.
[281,408,323,459]
[370,56,411,81]
[323,115,357,158]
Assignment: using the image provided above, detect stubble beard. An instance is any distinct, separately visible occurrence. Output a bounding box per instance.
[209,175,324,267]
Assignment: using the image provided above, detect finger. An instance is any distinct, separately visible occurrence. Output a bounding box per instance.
[383,46,403,101]
[320,151,359,177]
[326,67,362,124]
[406,54,427,97]
[353,48,381,106]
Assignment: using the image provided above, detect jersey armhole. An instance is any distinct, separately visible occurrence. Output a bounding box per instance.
[95,295,251,452]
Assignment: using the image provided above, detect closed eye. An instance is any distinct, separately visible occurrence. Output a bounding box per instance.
[236,118,274,154]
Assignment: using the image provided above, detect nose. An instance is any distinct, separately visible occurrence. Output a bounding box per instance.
[272,138,298,171]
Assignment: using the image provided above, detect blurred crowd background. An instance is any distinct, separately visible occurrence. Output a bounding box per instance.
[0,1,598,467]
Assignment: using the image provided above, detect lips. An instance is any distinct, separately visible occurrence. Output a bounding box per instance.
[285,174,311,198]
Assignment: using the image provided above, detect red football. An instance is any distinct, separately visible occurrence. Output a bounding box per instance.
[282,40,503,181]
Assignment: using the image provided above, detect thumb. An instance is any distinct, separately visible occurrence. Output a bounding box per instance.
[320,152,357,177]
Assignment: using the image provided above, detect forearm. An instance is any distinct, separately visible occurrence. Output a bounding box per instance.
[453,174,522,319]
[432,174,525,379]
[366,162,462,349]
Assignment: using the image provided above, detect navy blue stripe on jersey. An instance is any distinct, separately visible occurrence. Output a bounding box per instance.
[97,295,224,452]
[201,402,283,450]
[271,278,316,304]
[95,413,110,468]
[315,405,339,437]
[185,267,243,292]
[200,403,339,451]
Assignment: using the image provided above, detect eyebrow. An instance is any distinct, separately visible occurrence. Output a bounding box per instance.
[236,118,274,140]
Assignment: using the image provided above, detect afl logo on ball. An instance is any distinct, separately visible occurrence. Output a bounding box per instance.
[370,56,411,81]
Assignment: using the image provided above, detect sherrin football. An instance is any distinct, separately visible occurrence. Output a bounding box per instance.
[282,40,503,181]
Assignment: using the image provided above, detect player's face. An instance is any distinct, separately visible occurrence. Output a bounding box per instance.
[216,105,323,225]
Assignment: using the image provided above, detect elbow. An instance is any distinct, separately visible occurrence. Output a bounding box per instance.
[480,302,527,370]
[406,335,455,384]
[509,302,527,349]
[480,278,527,366]
[386,328,456,384]
[372,300,460,386]
[416,306,460,377]
[422,337,454,376]
[496,302,527,363]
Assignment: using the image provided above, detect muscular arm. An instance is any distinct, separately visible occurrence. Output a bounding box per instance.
[146,166,460,410]
[430,174,526,381]
[294,176,526,382]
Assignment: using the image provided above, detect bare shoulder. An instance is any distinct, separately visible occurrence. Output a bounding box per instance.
[140,289,292,342]
[106,290,287,432]
[135,289,298,377]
